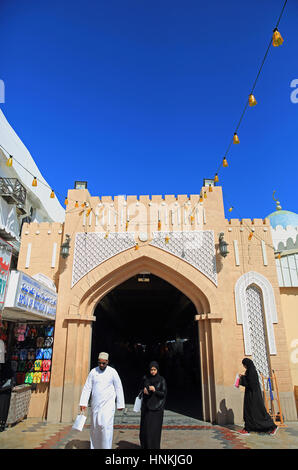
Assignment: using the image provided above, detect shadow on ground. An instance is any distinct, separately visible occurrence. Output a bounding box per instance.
[64,439,90,449]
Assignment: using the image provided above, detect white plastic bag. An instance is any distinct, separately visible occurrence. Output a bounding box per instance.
[72,412,87,431]
[133,395,142,412]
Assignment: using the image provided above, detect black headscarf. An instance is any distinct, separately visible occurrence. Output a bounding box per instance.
[242,358,259,388]
[145,361,161,386]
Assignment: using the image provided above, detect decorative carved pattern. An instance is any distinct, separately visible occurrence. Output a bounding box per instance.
[150,230,217,285]
[71,232,136,287]
[71,230,218,288]
[234,271,278,357]
[246,285,270,378]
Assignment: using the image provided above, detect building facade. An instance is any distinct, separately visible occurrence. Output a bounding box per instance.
[15,184,297,425]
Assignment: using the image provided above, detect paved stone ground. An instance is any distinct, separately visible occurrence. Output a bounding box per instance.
[0,405,297,450]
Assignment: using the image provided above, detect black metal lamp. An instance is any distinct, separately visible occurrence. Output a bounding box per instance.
[60,234,71,258]
[219,232,229,257]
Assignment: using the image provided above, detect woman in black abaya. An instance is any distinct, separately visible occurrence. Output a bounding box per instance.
[239,358,278,435]
[139,361,167,449]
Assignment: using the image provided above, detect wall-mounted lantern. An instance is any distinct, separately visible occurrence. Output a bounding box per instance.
[60,234,71,258]
[219,232,229,257]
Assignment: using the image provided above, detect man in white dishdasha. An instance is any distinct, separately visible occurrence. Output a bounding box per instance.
[79,352,125,449]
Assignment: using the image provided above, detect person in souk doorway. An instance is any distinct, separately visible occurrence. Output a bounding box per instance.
[238,358,278,436]
[139,361,167,449]
[79,352,125,449]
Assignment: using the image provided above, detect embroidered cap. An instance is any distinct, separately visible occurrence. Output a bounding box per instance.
[98,352,109,360]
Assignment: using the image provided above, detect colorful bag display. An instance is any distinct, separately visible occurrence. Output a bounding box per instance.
[36,349,44,359]
[43,348,52,359]
[34,360,42,371]
[42,360,51,371]
[41,371,51,383]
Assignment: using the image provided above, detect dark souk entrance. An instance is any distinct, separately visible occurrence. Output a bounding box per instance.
[90,273,203,420]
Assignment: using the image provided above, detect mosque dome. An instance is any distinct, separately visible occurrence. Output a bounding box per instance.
[266,192,298,229]
[267,210,298,229]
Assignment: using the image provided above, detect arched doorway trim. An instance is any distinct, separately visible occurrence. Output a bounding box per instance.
[234,271,278,356]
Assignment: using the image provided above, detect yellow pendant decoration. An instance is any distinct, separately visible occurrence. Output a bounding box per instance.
[208,185,213,192]
[204,192,207,199]
[126,221,129,231]
[64,197,68,205]
[248,232,253,240]
[165,235,170,244]
[6,156,13,167]
[104,231,109,239]
[272,28,284,47]
[248,94,257,107]
[75,201,79,208]
[223,157,228,167]
[233,133,240,144]
[86,208,92,216]
[228,206,233,212]
[214,173,219,183]
[135,243,139,250]
[158,221,161,231]
[199,195,203,203]
[32,177,37,187]
[50,190,55,199]
[190,215,195,223]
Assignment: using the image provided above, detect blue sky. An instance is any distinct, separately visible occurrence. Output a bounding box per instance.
[0,0,297,219]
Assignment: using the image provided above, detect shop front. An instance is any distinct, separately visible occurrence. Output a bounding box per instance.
[0,270,57,427]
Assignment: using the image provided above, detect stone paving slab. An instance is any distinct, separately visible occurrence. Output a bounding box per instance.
[1,415,298,450]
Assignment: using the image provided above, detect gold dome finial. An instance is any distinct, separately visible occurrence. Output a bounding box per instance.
[273,190,282,210]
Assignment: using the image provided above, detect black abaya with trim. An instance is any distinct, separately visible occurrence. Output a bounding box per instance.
[240,358,276,433]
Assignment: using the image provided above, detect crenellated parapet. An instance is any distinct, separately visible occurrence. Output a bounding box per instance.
[17,221,65,286]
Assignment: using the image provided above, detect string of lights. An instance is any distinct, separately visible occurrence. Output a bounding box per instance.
[0,0,288,260]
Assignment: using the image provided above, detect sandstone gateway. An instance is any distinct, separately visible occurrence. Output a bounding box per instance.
[16,184,297,425]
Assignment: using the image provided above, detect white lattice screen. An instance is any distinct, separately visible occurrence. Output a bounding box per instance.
[245,284,270,378]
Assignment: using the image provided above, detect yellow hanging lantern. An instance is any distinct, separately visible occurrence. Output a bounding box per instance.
[228,206,233,212]
[50,190,55,199]
[86,208,92,216]
[214,173,219,183]
[248,94,257,107]
[233,133,240,144]
[6,156,13,167]
[126,221,129,231]
[190,215,195,223]
[104,231,109,239]
[208,185,213,192]
[81,203,86,208]
[199,195,203,203]
[32,177,37,187]
[272,28,284,47]
[64,197,68,205]
[223,157,228,167]
[277,252,281,259]
[135,243,139,250]
[75,201,79,208]
[248,232,253,240]
[204,192,207,199]
[158,220,161,231]
[165,235,170,244]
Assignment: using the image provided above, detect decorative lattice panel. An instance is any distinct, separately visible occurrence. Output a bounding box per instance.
[72,232,136,287]
[246,285,270,378]
[150,230,217,285]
